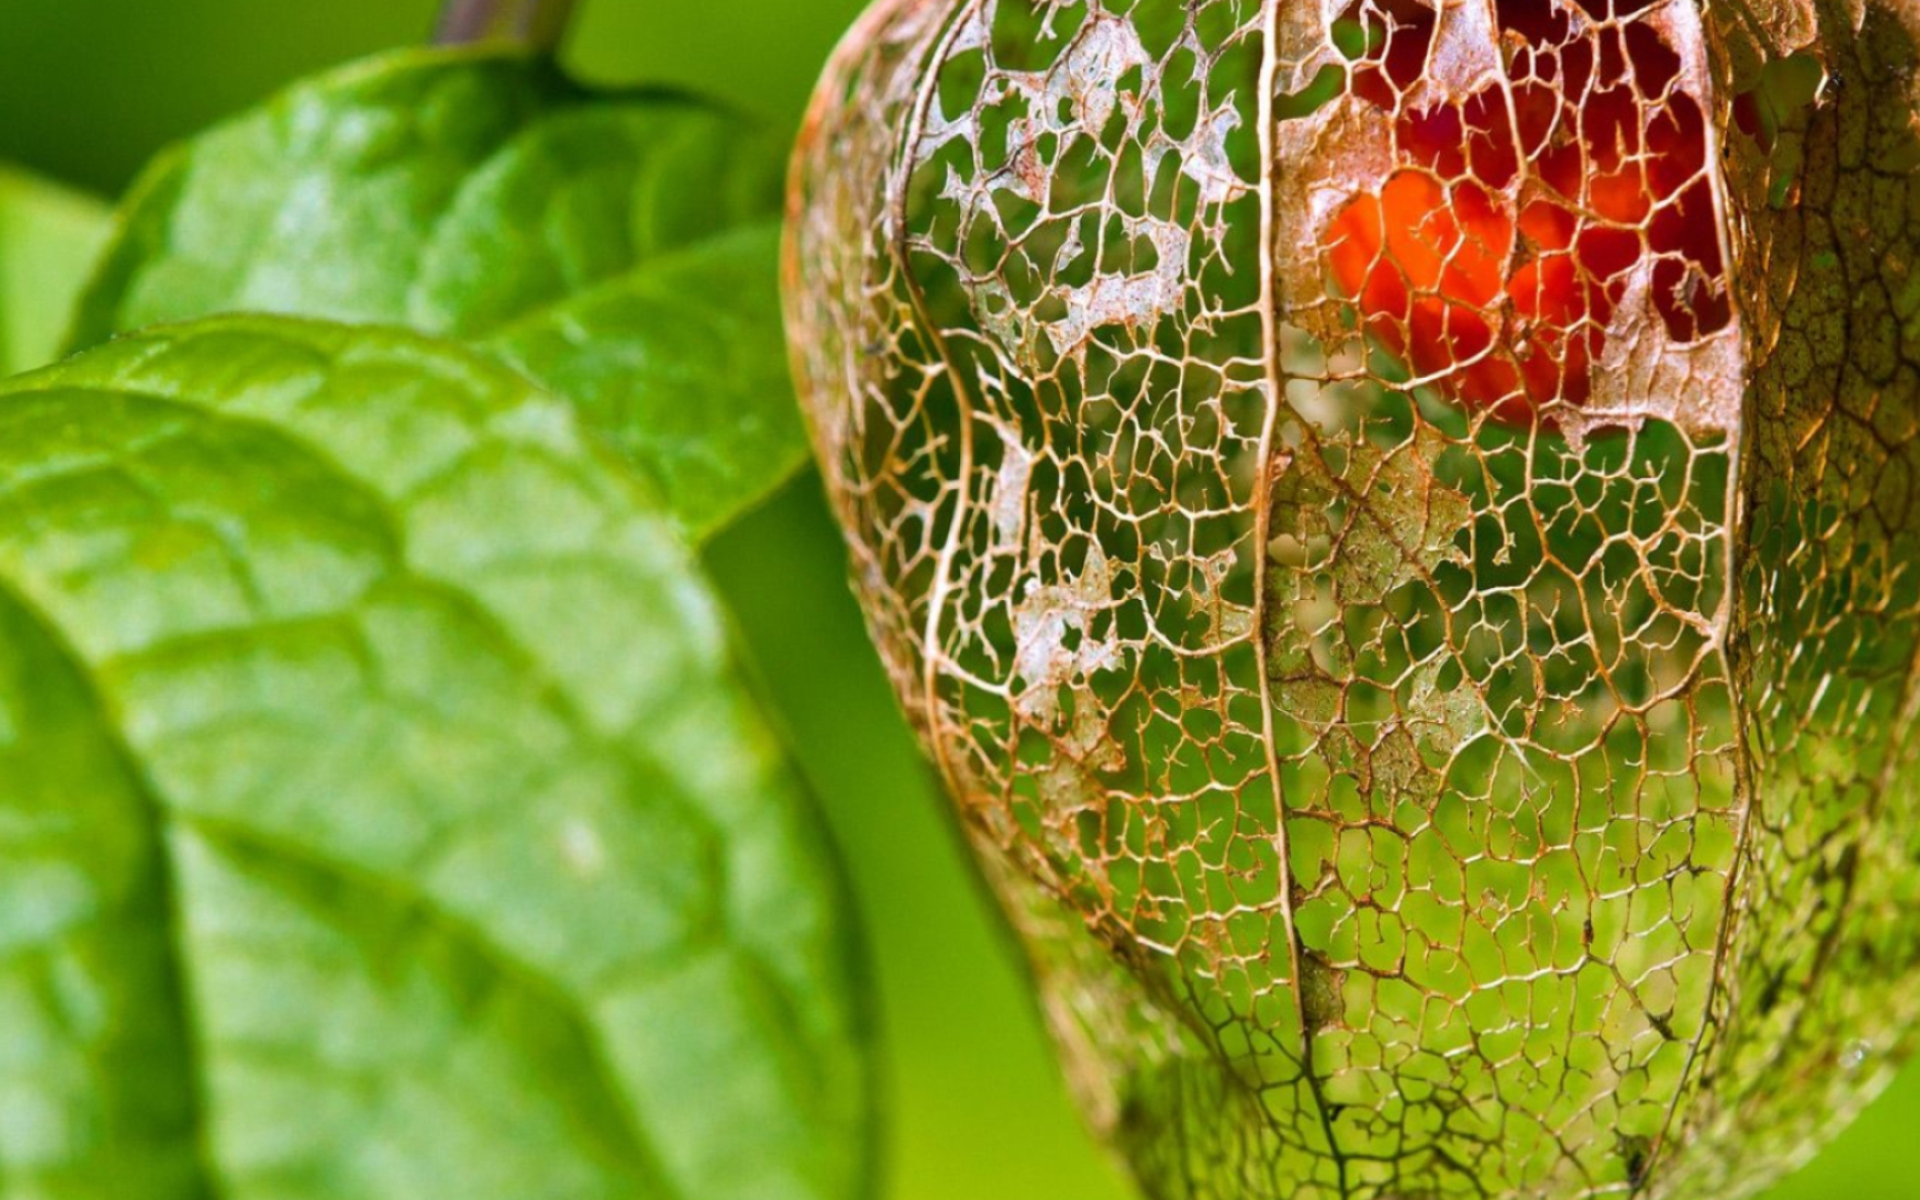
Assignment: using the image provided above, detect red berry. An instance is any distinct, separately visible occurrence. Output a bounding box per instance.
[1324,4,1727,422]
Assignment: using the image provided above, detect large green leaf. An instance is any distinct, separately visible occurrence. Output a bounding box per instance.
[0,165,109,375]
[0,316,869,1200]
[67,47,807,538]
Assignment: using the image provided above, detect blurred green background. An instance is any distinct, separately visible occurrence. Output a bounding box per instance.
[2,2,1912,1197]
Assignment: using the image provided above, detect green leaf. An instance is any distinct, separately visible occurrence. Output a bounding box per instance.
[0,316,869,1200]
[0,165,110,375]
[67,47,805,538]
[488,223,807,540]
[67,48,778,343]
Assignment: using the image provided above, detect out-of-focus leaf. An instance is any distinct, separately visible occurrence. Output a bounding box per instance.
[0,316,870,1200]
[68,47,804,537]
[0,165,109,374]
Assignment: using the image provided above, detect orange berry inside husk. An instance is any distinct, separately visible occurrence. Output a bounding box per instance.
[1323,0,1730,423]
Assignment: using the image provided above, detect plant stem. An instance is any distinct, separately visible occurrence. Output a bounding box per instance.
[434,0,580,51]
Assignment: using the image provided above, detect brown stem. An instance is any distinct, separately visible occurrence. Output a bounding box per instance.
[434,0,579,51]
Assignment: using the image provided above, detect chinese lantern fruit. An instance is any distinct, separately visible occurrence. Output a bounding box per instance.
[784,0,1920,1197]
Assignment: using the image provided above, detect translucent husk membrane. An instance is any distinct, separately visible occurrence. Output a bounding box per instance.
[783,0,1920,1195]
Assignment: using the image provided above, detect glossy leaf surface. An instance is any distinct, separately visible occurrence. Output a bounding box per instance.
[69,48,805,538]
[0,317,869,1200]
